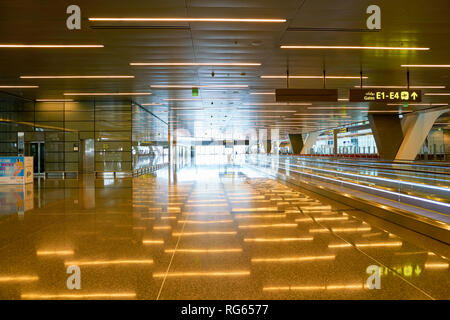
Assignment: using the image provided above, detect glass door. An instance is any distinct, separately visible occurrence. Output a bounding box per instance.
[29,142,45,175]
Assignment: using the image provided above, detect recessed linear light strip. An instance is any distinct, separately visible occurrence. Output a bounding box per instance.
[131,62,261,66]
[64,92,151,96]
[0,85,38,88]
[387,103,448,106]
[243,103,311,106]
[425,93,450,96]
[151,85,248,88]
[308,107,368,110]
[401,65,450,68]
[281,45,429,50]
[293,113,352,116]
[21,75,134,79]
[261,75,368,79]
[0,44,103,48]
[365,110,412,113]
[90,18,286,23]
[354,85,445,89]
[170,107,205,110]
[36,99,74,102]
[284,117,350,120]
[164,98,239,101]
[237,109,296,113]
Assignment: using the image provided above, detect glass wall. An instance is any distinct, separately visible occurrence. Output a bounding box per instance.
[417,128,449,161]
[311,128,377,155]
[0,94,168,174]
[94,101,132,172]
[132,104,168,171]
[0,97,35,157]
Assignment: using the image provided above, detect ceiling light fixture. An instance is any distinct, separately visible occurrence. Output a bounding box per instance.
[293,113,352,116]
[283,117,349,120]
[365,110,412,113]
[151,84,248,88]
[424,93,450,96]
[354,85,445,89]
[171,107,205,110]
[387,103,448,106]
[261,75,368,79]
[308,107,368,110]
[237,109,296,113]
[36,99,74,102]
[64,92,151,96]
[164,98,240,101]
[401,65,450,68]
[21,75,134,79]
[232,116,281,118]
[243,102,311,106]
[0,44,103,48]
[131,62,261,66]
[281,45,429,50]
[90,17,286,23]
[0,85,38,88]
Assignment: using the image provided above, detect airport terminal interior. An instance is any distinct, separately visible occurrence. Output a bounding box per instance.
[0,0,449,300]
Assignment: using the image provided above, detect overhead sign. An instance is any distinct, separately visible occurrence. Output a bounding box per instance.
[349,89,421,102]
[326,128,347,135]
[275,89,338,102]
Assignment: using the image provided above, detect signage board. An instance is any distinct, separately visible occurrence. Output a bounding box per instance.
[275,89,338,102]
[326,128,347,135]
[349,89,421,102]
[0,157,33,185]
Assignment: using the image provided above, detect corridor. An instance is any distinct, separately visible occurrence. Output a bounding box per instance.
[0,163,448,300]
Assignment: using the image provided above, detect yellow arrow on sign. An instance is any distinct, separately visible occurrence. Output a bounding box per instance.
[411,92,418,100]
[414,265,422,276]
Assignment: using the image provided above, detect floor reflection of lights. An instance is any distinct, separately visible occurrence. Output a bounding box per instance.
[1,164,448,300]
[251,255,335,263]
[263,284,366,291]
[153,271,250,278]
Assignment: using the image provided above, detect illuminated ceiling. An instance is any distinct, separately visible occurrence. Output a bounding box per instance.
[0,0,449,138]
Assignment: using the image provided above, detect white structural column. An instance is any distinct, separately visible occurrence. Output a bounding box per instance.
[395,109,449,160]
[270,128,279,154]
[300,131,320,154]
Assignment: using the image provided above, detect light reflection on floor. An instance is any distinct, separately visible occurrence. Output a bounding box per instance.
[0,162,448,300]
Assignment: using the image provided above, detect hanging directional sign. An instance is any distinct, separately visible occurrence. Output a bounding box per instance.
[275,88,338,102]
[349,89,421,102]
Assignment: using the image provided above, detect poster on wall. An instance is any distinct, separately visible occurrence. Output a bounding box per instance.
[24,157,33,184]
[0,157,34,185]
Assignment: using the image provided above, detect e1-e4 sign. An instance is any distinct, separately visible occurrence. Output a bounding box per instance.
[349,89,421,102]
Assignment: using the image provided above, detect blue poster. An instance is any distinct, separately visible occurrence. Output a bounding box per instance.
[0,157,24,177]
[0,157,33,184]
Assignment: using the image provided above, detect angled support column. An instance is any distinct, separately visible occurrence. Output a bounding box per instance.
[288,134,304,155]
[395,109,449,160]
[333,129,338,156]
[300,131,319,154]
[368,114,404,160]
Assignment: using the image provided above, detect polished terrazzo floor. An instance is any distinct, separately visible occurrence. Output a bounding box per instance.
[0,163,449,300]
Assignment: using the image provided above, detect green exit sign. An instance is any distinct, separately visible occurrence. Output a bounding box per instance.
[192,87,199,96]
